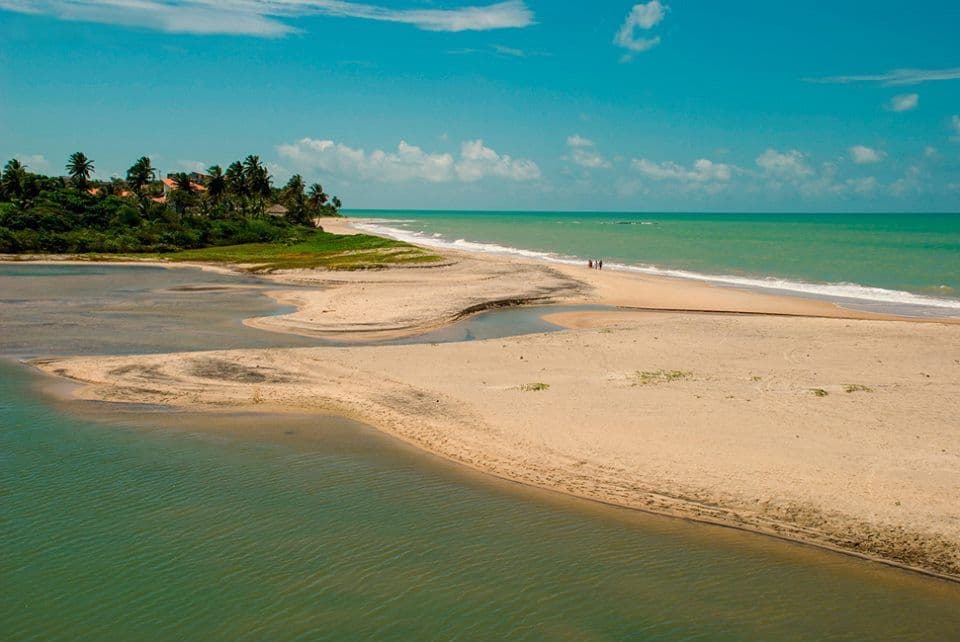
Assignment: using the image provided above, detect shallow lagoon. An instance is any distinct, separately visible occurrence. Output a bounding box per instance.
[0,263,596,356]
[2,263,960,640]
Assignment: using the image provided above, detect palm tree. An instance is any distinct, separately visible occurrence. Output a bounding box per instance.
[66,152,94,190]
[308,182,328,208]
[1,158,27,202]
[225,160,247,212]
[206,165,226,205]
[243,155,271,215]
[332,196,342,211]
[168,172,197,216]
[284,174,304,195]
[242,155,264,195]
[284,174,305,204]
[281,174,309,224]
[126,156,155,195]
[173,172,194,193]
[3,158,24,174]
[224,160,248,215]
[242,154,262,175]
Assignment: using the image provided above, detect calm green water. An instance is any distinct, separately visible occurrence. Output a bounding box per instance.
[3,263,960,640]
[348,211,960,315]
[4,362,960,640]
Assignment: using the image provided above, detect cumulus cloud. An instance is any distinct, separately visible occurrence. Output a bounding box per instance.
[807,67,960,86]
[888,93,919,112]
[614,1,666,60]
[632,158,733,182]
[0,0,534,37]
[565,135,611,169]
[754,152,871,197]
[890,165,924,196]
[630,157,735,192]
[278,138,454,182]
[849,145,886,164]
[755,149,813,178]
[616,146,945,202]
[455,139,541,181]
[277,137,539,183]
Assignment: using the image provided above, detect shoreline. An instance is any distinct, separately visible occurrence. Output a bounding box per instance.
[7,221,960,581]
[346,216,960,320]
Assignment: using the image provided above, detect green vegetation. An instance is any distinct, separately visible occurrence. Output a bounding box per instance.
[518,382,551,392]
[844,384,873,394]
[809,388,829,397]
[0,153,347,256]
[151,230,442,271]
[633,369,693,386]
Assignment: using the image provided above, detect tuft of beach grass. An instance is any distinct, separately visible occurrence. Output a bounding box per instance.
[518,382,550,392]
[633,370,692,386]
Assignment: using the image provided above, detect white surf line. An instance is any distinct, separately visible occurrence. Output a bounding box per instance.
[352,219,960,312]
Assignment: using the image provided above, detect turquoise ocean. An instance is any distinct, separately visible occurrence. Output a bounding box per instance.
[348,211,960,316]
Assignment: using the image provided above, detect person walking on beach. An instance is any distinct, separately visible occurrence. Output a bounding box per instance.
[588,259,593,269]
[598,259,603,270]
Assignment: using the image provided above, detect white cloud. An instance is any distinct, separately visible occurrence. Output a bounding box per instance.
[492,44,525,57]
[849,145,886,164]
[453,43,547,58]
[614,1,666,60]
[614,146,947,202]
[567,135,592,148]
[631,157,735,188]
[890,165,924,196]
[277,137,539,183]
[846,176,878,195]
[0,0,534,36]
[565,135,611,169]
[888,93,919,112]
[178,159,208,173]
[13,153,49,170]
[755,153,880,198]
[455,139,541,181]
[755,149,813,178]
[807,67,960,86]
[631,158,727,181]
[278,138,454,182]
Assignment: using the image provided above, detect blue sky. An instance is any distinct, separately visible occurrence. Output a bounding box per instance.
[1,0,959,211]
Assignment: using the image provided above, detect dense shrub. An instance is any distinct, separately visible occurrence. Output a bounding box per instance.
[0,155,339,255]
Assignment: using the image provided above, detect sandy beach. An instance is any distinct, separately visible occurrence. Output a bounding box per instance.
[26,217,960,580]
[237,217,938,343]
